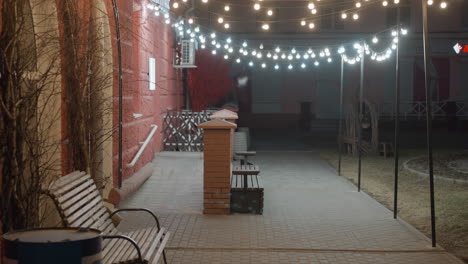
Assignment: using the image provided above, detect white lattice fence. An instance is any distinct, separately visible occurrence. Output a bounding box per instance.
[163,110,216,152]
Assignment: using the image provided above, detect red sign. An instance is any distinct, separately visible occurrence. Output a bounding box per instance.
[454,43,468,54]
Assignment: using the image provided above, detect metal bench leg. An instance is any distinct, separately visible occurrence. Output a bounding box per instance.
[163,250,168,264]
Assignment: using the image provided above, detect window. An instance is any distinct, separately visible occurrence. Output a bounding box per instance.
[320,8,333,30]
[462,1,468,28]
[386,5,411,27]
[320,8,344,31]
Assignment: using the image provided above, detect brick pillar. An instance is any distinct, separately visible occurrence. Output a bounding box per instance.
[210,109,239,124]
[198,119,237,214]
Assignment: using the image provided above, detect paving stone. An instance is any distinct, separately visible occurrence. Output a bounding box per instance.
[119,151,464,264]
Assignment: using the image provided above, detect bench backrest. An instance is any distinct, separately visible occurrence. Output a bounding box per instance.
[46,171,117,235]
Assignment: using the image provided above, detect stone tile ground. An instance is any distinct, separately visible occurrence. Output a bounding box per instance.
[119,152,464,264]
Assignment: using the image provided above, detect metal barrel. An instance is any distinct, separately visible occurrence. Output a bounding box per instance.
[2,228,102,264]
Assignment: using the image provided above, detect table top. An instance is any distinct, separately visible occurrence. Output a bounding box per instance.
[3,228,101,243]
[235,151,257,156]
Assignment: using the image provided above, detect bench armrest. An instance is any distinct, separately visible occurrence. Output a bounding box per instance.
[103,235,143,264]
[110,208,161,231]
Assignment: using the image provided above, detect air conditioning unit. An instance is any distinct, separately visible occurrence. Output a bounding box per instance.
[174,40,197,68]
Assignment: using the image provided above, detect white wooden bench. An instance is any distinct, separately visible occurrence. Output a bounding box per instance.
[44,171,169,264]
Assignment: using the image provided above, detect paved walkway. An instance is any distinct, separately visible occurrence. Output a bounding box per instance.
[119,151,463,264]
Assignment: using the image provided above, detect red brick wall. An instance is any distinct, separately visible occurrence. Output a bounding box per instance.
[110,0,184,184]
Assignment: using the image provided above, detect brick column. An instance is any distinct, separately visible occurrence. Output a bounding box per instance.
[198,119,237,214]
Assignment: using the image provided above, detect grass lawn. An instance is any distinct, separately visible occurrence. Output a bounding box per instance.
[320,149,468,263]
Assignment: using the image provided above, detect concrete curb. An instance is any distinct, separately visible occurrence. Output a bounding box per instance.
[403,156,468,184]
[113,163,154,205]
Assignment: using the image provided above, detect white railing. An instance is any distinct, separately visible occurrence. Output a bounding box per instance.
[127,124,158,168]
[379,101,468,120]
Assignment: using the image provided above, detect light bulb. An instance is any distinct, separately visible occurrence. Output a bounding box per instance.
[224,5,230,11]
[355,2,361,8]
[202,0,208,3]
[188,18,194,24]
[224,23,230,29]
[236,58,241,63]
[254,3,261,10]
[301,63,306,68]
[353,14,359,20]
[267,9,273,16]
[301,20,306,26]
[275,64,279,70]
[372,36,379,43]
[275,47,281,53]
[224,55,229,60]
[227,37,232,43]
[172,2,179,8]
[427,0,433,5]
[308,3,315,9]
[342,13,347,19]
[218,17,224,23]
[382,0,388,6]
[309,23,315,29]
[327,58,332,63]
[401,28,408,35]
[311,9,317,14]
[211,33,216,38]
[292,48,297,54]
[249,61,254,67]
[201,44,206,49]
[243,42,248,47]
[440,1,447,8]
[261,63,266,68]
[394,0,400,4]
[288,64,293,70]
[212,50,217,55]
[262,24,270,30]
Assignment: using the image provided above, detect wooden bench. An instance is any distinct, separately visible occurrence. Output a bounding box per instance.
[231,165,264,214]
[44,171,169,264]
[379,142,394,158]
[235,151,257,165]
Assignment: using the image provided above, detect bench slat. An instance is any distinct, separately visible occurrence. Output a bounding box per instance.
[103,230,137,261]
[112,228,147,262]
[52,174,91,197]
[79,206,108,228]
[149,231,170,264]
[72,203,108,228]
[121,227,153,262]
[65,194,102,224]
[57,179,94,204]
[48,171,86,192]
[61,186,99,213]
[142,228,166,261]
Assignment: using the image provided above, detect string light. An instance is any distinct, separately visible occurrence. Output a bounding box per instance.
[353,14,359,20]
[382,1,388,6]
[427,0,433,5]
[168,11,407,71]
[267,9,274,16]
[440,1,447,8]
[341,13,347,19]
[254,3,261,10]
[224,5,230,11]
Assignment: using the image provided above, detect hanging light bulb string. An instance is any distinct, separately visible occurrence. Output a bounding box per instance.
[186,0,380,25]
[174,15,406,70]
